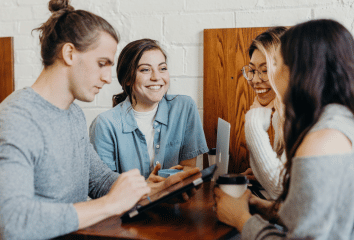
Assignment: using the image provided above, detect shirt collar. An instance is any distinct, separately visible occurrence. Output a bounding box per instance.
[154,96,169,126]
[121,96,169,133]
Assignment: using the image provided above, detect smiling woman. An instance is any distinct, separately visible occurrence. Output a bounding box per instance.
[89,38,208,180]
[241,27,288,200]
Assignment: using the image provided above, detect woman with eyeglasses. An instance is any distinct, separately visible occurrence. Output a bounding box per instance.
[214,18,354,240]
[241,27,287,200]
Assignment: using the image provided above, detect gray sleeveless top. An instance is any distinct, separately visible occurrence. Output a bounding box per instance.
[243,103,354,240]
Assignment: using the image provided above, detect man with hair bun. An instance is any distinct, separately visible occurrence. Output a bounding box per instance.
[0,1,198,239]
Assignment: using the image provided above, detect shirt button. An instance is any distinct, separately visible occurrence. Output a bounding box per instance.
[156,161,160,165]
[156,129,160,132]
[154,122,158,126]
[156,145,160,149]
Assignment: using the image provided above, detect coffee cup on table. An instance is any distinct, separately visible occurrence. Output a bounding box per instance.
[216,174,249,198]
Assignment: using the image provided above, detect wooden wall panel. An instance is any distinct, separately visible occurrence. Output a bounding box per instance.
[203,27,269,173]
[0,37,15,103]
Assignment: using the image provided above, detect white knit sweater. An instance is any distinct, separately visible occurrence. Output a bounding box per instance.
[245,107,286,199]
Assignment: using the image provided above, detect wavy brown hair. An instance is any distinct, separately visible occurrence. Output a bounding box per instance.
[277,19,354,204]
[33,0,119,68]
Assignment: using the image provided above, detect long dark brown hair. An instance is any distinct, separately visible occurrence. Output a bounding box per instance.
[33,0,119,68]
[112,39,167,107]
[277,19,354,203]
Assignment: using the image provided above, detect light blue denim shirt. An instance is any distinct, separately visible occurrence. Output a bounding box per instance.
[89,95,208,178]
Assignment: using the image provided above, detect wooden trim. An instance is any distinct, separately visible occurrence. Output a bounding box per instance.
[203,27,271,173]
[0,37,15,103]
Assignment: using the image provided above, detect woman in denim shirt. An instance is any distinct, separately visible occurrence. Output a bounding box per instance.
[90,39,208,181]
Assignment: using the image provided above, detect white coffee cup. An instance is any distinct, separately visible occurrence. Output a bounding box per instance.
[216,174,249,198]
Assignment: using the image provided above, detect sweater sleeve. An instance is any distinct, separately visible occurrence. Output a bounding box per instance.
[0,116,78,240]
[245,107,283,199]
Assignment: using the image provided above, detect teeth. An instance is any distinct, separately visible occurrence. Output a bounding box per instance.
[148,86,161,90]
[255,89,269,94]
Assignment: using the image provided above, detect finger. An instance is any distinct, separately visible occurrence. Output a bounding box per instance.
[214,186,224,197]
[246,175,256,181]
[175,167,200,180]
[241,189,252,201]
[165,168,200,187]
[170,165,183,170]
[149,175,166,183]
[151,163,161,175]
[181,192,189,201]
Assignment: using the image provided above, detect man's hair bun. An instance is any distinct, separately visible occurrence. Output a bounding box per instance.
[48,0,74,13]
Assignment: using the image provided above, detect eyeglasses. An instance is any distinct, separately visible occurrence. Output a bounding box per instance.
[241,65,269,82]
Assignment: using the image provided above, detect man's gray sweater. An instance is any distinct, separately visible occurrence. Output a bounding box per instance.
[0,88,118,239]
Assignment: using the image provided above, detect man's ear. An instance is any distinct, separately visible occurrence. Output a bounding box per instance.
[61,43,76,66]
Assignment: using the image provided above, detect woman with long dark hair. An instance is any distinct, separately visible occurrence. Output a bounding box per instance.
[90,39,208,180]
[214,19,354,239]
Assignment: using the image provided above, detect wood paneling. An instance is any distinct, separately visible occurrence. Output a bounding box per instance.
[203,27,270,173]
[0,37,14,103]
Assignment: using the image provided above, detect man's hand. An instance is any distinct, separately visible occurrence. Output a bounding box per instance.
[104,169,151,216]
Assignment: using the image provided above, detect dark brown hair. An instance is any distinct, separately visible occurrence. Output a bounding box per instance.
[34,0,119,67]
[277,19,354,204]
[112,38,167,107]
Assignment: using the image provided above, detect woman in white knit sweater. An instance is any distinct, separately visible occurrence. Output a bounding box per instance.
[242,27,287,199]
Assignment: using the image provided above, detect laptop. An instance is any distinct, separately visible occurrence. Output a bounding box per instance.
[213,118,231,180]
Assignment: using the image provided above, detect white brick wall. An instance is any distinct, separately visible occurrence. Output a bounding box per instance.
[1,0,353,130]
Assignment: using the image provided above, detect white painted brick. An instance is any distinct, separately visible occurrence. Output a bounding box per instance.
[185,46,203,77]
[15,79,36,91]
[16,50,41,64]
[0,0,16,7]
[33,64,43,77]
[314,6,354,32]
[186,0,258,11]
[165,13,234,44]
[128,15,163,43]
[236,8,311,28]
[0,22,15,37]
[120,0,184,13]
[259,0,337,7]
[82,108,111,130]
[14,35,36,49]
[18,20,43,35]
[168,78,203,108]
[15,64,33,79]
[165,46,184,77]
[0,7,33,21]
[198,110,203,124]
[96,78,122,107]
[18,0,48,5]
[32,4,50,20]
[104,16,131,44]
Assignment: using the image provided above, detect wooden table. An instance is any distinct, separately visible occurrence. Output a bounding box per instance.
[62,182,240,240]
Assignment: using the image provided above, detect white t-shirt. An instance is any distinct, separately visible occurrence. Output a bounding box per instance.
[133,105,158,170]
